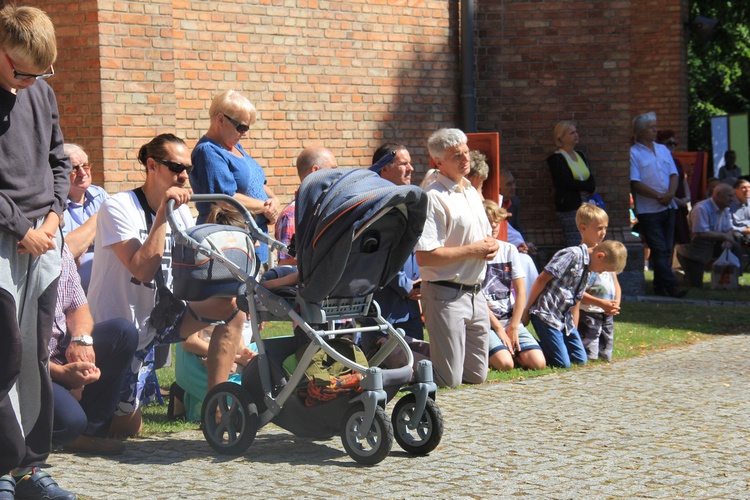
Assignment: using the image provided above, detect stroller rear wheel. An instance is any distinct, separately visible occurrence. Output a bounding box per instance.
[201,382,258,455]
[340,403,393,465]
[392,394,443,455]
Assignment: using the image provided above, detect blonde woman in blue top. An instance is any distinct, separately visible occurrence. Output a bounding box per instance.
[190,90,280,267]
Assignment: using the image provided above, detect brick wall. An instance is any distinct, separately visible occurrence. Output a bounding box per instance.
[476,0,688,245]
[41,0,687,244]
[47,0,460,203]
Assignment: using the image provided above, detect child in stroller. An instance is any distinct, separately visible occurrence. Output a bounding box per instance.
[167,168,443,465]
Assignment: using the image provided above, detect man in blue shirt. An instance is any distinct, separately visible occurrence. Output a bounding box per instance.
[61,143,109,292]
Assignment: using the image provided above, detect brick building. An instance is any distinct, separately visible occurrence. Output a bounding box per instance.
[42,0,688,248]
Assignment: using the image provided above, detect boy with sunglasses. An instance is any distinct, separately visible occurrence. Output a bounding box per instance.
[0,4,78,499]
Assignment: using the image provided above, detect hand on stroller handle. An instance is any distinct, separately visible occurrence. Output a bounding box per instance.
[165,194,288,255]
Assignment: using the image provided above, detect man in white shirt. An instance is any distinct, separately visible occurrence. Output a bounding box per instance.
[629,112,687,298]
[416,128,499,388]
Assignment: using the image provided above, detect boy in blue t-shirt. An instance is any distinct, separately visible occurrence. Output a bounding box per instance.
[577,204,622,362]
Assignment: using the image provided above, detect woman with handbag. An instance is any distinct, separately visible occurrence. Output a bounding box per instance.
[88,134,246,436]
[547,121,597,247]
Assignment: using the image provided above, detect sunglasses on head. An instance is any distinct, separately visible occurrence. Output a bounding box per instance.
[223,113,250,134]
[3,52,54,81]
[154,158,193,175]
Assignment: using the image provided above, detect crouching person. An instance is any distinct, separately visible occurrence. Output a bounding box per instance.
[523,240,627,369]
[50,245,137,455]
[88,134,245,436]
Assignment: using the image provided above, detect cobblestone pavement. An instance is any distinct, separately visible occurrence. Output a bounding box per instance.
[49,334,750,500]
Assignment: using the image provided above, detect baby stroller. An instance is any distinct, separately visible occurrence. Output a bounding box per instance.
[166,168,443,465]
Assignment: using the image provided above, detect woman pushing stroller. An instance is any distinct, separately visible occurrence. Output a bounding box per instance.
[87,133,247,436]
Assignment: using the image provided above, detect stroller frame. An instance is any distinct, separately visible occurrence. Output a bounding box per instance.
[167,194,442,465]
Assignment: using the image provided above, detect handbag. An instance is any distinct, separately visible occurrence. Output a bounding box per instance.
[711,248,740,290]
[133,188,187,334]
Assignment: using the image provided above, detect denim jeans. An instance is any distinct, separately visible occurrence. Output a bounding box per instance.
[636,209,677,292]
[531,314,587,368]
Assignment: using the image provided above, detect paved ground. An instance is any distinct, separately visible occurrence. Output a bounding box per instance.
[49,334,750,499]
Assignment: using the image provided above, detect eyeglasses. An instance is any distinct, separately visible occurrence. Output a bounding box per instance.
[222,113,250,134]
[154,158,193,175]
[666,140,678,147]
[3,52,54,81]
[71,163,91,173]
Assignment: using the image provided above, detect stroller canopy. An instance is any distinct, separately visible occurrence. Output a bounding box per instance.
[295,168,427,303]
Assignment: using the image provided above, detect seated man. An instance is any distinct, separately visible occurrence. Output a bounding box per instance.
[50,245,138,455]
[274,145,338,265]
[731,178,750,244]
[676,183,741,287]
[367,143,422,339]
[718,150,743,183]
[61,143,109,292]
[359,144,426,365]
[500,169,524,235]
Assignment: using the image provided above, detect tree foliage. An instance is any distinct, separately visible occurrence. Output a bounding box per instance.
[688,1,750,152]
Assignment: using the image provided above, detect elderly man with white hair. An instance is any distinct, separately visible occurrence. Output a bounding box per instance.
[416,128,499,388]
[630,112,687,298]
[62,143,109,292]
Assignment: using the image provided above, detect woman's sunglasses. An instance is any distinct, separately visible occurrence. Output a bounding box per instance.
[223,113,250,134]
[154,158,193,175]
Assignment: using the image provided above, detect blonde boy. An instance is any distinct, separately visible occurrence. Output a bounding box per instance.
[482,201,546,372]
[577,204,623,362]
[522,207,627,368]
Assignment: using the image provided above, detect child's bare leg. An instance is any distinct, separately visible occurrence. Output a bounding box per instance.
[181,297,244,392]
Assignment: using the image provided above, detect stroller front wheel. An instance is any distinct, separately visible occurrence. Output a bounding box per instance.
[340,403,393,465]
[201,382,258,455]
[392,394,443,455]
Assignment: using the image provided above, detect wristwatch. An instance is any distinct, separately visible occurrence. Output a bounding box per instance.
[71,335,94,346]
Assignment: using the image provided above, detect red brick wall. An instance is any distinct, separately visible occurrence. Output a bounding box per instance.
[46,0,460,202]
[40,0,687,246]
[476,0,688,244]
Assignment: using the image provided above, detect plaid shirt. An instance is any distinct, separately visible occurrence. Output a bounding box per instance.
[529,244,590,334]
[49,244,88,364]
[275,201,296,261]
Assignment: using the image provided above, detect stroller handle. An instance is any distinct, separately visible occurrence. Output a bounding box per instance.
[166,194,288,255]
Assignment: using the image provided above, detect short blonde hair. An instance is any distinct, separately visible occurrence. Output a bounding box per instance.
[482,199,508,224]
[209,90,257,124]
[595,240,627,274]
[576,203,608,227]
[553,121,575,149]
[0,3,57,69]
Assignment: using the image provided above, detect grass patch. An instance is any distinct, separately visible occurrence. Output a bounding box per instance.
[142,300,748,435]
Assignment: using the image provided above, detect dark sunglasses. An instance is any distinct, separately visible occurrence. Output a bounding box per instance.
[666,140,678,147]
[154,158,193,175]
[223,113,250,134]
[4,52,54,81]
